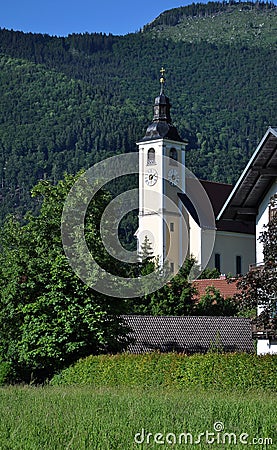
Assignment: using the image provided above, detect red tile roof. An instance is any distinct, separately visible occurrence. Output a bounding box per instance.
[193,276,240,300]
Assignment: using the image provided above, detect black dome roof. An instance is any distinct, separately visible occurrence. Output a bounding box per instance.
[140,91,184,142]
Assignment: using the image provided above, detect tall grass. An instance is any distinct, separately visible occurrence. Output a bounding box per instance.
[0,385,275,449]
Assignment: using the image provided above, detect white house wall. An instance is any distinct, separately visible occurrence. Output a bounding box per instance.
[257,339,277,355]
[256,179,277,355]
[256,179,277,263]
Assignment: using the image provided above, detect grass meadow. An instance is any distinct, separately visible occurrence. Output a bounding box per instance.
[0,385,275,449]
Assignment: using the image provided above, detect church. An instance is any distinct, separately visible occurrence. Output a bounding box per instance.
[135,70,277,354]
[136,70,255,277]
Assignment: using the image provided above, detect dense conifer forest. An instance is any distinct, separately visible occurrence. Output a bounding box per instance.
[0,1,276,222]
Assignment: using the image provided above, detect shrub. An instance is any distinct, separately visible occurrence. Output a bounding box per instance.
[0,361,14,385]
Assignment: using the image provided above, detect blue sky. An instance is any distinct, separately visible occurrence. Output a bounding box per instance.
[1,0,211,36]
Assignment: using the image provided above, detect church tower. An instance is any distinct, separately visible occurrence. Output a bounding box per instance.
[137,69,188,272]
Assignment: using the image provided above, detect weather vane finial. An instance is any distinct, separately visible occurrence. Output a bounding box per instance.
[160,66,166,93]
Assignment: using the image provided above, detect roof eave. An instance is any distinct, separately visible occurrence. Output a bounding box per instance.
[217,127,277,221]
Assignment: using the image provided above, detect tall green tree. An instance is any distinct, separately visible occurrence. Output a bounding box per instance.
[0,173,129,382]
[130,252,196,316]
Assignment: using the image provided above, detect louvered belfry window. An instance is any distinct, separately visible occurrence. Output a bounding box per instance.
[147,148,155,165]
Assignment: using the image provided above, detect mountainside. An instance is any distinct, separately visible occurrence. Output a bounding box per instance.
[144,1,277,48]
[0,1,276,223]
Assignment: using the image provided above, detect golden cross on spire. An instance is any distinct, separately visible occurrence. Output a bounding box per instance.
[160,66,166,93]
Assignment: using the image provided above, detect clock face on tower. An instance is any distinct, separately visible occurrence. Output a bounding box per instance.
[168,168,180,186]
[145,168,158,186]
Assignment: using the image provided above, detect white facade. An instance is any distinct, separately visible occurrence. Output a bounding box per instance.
[217,127,277,355]
[256,179,277,263]
[255,179,277,355]
[210,231,255,276]
[188,214,255,276]
[137,137,187,273]
[257,339,277,355]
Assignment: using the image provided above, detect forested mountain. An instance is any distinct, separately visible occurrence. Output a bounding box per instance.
[0,1,276,223]
[144,1,276,48]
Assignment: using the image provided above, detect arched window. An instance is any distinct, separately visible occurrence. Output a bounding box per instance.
[169,148,178,165]
[147,148,155,165]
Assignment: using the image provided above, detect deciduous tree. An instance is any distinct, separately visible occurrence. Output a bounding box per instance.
[0,173,128,382]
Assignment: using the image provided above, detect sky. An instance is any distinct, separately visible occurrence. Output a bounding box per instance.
[1,0,210,36]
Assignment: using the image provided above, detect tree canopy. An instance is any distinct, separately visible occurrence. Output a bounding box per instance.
[0,174,129,381]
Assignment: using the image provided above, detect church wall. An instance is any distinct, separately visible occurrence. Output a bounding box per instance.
[164,213,186,273]
[188,216,202,265]
[201,228,218,272]
[208,231,255,276]
[137,214,163,262]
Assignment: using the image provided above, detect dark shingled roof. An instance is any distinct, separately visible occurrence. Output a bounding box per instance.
[200,180,234,217]
[201,180,255,234]
[178,179,255,235]
[121,315,254,354]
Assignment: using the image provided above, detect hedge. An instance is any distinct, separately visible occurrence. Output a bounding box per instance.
[0,361,14,386]
[51,352,277,391]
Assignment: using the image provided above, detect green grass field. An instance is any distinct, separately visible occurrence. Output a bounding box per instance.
[0,385,275,449]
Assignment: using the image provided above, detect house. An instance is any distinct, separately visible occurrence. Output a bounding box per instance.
[217,126,277,355]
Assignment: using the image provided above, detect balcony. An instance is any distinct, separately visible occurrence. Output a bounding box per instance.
[249,261,264,271]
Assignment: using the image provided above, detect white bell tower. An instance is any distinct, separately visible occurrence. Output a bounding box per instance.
[137,68,188,273]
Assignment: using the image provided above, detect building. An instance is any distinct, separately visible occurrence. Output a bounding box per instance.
[136,71,277,354]
[136,71,255,277]
[218,126,277,355]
